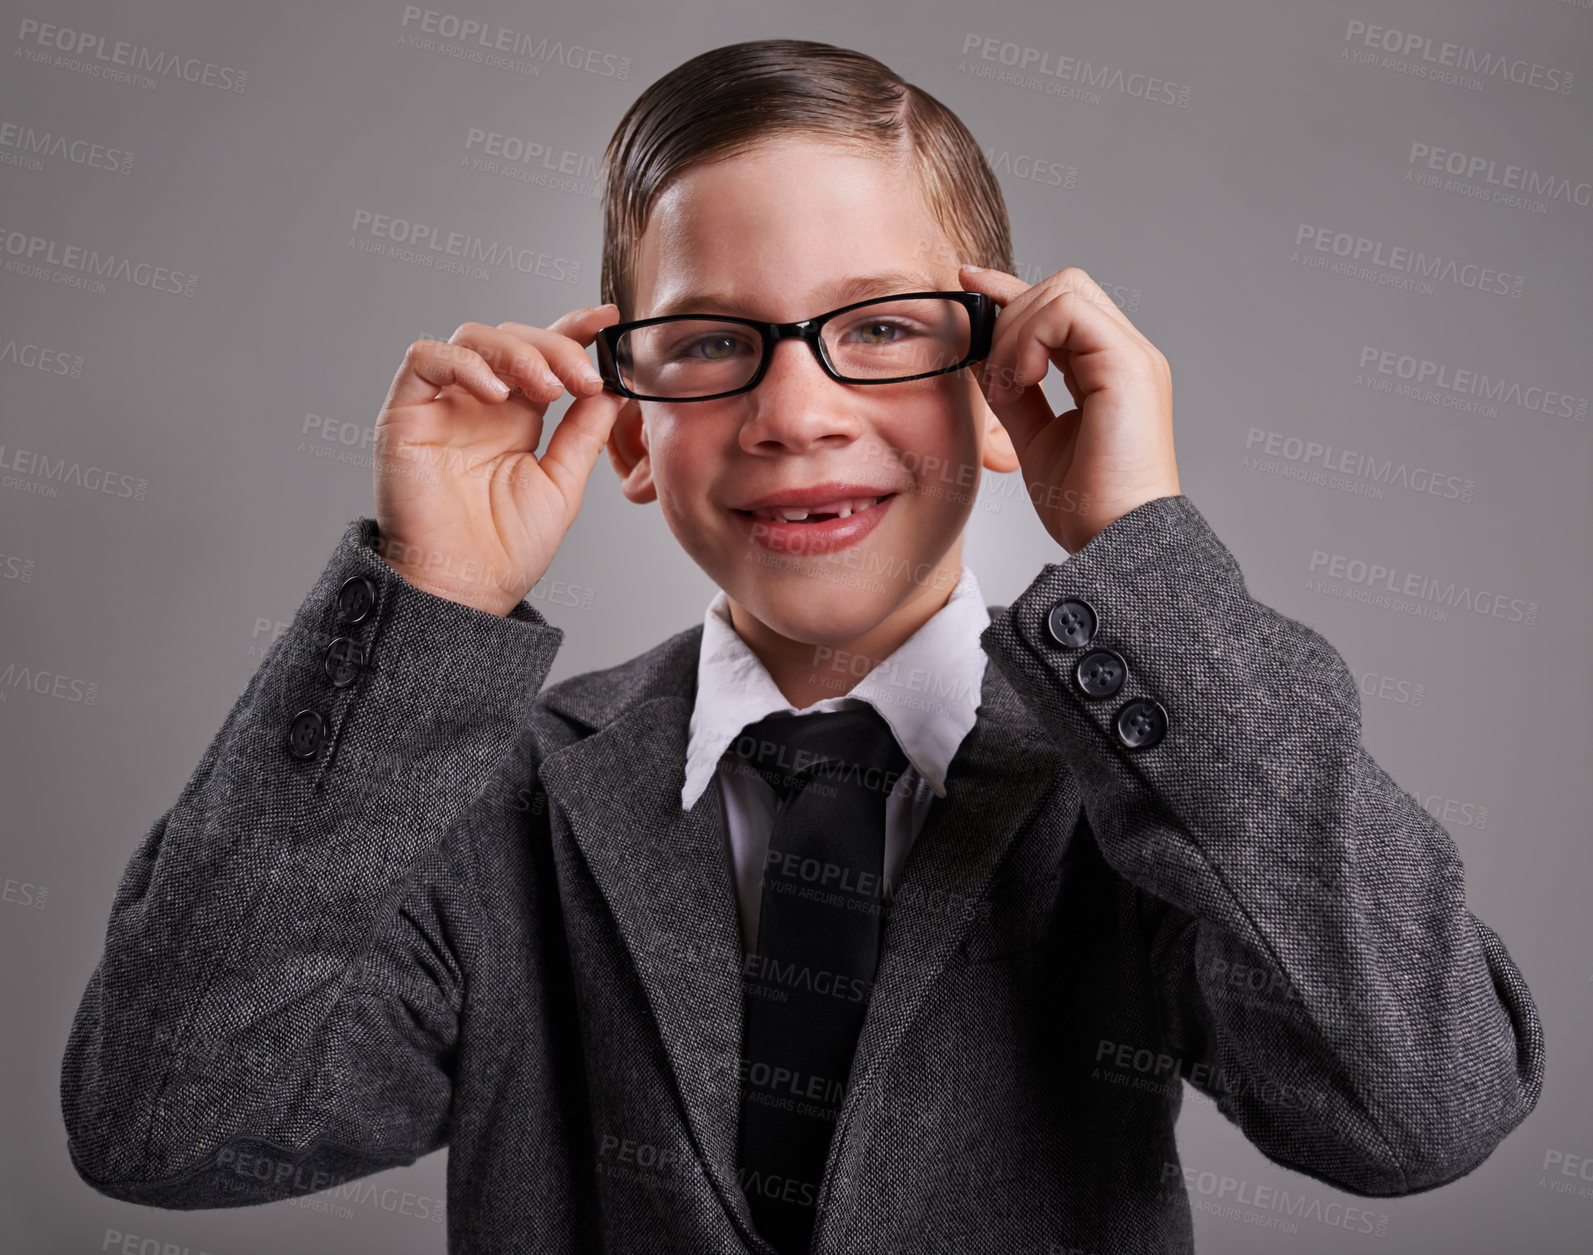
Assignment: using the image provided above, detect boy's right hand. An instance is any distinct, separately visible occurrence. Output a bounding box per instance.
[372,306,626,615]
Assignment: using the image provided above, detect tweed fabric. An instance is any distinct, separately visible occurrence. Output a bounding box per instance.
[60,494,1545,1254]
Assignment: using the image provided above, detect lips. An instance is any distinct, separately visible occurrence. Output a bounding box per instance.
[750,495,888,523]
[730,493,896,555]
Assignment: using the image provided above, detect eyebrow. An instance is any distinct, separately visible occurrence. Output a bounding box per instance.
[646,269,943,321]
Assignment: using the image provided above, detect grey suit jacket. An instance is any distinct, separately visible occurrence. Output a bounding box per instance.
[60,493,1545,1254]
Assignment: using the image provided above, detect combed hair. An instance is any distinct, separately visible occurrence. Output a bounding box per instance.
[599,38,1015,319]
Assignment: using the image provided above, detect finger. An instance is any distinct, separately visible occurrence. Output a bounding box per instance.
[545,302,622,342]
[963,265,1146,372]
[982,365,1062,460]
[499,308,619,398]
[449,322,579,401]
[982,276,1136,410]
[387,336,533,410]
[988,265,1142,338]
[535,386,630,514]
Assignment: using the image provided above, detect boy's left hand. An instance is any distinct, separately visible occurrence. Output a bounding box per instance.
[958,265,1180,553]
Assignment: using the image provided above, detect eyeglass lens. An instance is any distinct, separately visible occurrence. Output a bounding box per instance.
[613,297,973,399]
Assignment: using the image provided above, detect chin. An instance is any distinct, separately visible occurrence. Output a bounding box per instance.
[727,573,901,646]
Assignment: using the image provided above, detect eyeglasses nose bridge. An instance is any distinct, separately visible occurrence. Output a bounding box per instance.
[762,316,835,374]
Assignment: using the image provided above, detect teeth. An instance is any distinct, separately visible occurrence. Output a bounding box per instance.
[758,495,881,521]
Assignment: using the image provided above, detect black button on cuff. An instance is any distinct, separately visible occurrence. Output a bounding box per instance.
[1114,697,1167,750]
[336,575,377,625]
[323,636,367,688]
[288,709,326,760]
[1075,648,1127,700]
[1046,597,1097,649]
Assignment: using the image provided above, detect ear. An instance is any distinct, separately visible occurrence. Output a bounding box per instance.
[605,397,657,503]
[979,403,1020,474]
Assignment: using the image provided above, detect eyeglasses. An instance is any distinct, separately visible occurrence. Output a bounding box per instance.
[594,291,996,402]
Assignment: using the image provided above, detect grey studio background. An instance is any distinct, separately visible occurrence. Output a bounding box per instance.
[2,0,1590,1252]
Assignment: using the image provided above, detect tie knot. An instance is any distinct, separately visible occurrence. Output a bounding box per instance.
[729,706,910,804]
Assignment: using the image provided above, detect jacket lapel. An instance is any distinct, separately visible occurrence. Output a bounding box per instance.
[533,623,1079,1248]
[536,630,762,1235]
[812,660,1078,1231]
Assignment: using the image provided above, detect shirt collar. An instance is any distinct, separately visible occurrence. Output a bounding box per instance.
[681,567,991,811]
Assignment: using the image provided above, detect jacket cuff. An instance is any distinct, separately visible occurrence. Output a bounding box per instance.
[980,490,1249,752]
[260,517,566,785]
[978,492,1352,892]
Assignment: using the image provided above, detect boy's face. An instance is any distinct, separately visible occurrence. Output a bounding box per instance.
[608,135,1017,646]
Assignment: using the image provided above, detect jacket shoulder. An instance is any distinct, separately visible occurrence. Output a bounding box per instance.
[529,620,703,743]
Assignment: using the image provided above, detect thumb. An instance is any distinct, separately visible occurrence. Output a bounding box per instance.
[536,385,628,509]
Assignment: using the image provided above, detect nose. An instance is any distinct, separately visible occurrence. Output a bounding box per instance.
[736,335,863,454]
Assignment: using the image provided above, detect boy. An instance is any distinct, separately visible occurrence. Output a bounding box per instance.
[61,38,1543,1255]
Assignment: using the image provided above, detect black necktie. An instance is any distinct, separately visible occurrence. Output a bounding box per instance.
[730,706,910,1255]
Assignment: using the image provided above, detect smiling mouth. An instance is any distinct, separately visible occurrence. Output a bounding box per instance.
[734,494,897,523]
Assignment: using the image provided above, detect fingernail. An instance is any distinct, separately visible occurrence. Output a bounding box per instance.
[960,263,985,272]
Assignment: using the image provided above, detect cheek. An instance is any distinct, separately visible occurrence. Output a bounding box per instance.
[646,419,718,520]
[887,402,983,485]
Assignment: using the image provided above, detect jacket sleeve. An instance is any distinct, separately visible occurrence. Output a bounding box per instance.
[60,517,564,1208]
[978,492,1545,1198]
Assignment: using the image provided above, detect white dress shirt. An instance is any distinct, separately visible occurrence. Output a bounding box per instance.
[681,568,992,953]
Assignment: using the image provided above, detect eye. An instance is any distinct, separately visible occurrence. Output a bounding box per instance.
[662,332,751,362]
[858,321,902,344]
[697,336,741,360]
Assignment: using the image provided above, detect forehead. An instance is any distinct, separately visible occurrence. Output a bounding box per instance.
[632,136,960,321]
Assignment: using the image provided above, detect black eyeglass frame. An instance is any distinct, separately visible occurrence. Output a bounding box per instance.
[593,290,998,402]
